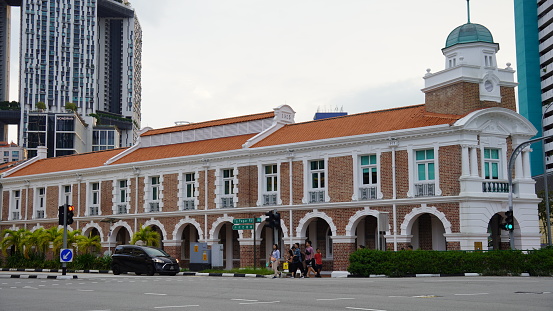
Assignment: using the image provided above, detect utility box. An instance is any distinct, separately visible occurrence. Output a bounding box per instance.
[189,242,211,271]
[211,244,224,268]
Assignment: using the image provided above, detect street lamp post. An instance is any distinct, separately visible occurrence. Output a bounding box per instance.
[542,104,553,247]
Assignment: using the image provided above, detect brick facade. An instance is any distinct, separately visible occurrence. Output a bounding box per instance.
[328,156,353,202]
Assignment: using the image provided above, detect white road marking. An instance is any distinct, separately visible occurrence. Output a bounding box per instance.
[345,308,387,311]
[23,286,38,289]
[231,299,258,302]
[144,293,167,296]
[239,301,280,305]
[317,298,355,301]
[454,293,489,296]
[154,306,199,309]
[77,289,94,292]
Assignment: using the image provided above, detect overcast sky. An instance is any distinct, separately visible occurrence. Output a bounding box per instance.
[8,0,517,131]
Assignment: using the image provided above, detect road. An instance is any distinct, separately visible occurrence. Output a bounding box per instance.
[0,273,552,311]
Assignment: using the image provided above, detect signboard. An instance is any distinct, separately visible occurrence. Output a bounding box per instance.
[60,249,73,263]
[233,218,262,224]
[232,224,254,230]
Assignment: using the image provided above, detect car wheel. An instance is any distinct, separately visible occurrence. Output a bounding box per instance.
[112,264,121,275]
[146,265,155,276]
[168,272,177,276]
[135,272,142,275]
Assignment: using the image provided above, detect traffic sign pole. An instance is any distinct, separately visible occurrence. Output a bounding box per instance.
[62,204,68,276]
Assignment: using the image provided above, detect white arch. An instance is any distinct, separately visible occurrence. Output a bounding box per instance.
[109,220,133,244]
[172,216,204,241]
[142,219,168,240]
[296,210,337,238]
[81,221,105,242]
[30,224,44,232]
[400,205,452,236]
[345,207,388,236]
[254,217,289,240]
[209,214,244,240]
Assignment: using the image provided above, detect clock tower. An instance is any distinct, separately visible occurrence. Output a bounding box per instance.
[422,7,517,115]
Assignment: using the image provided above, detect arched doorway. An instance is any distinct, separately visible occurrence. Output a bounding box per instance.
[354,216,380,249]
[114,227,130,246]
[304,218,332,259]
[487,213,510,250]
[259,225,284,267]
[218,222,239,269]
[149,225,164,249]
[180,225,199,268]
[410,213,446,250]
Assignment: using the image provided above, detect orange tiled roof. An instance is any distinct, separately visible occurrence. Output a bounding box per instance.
[7,148,127,177]
[112,134,256,164]
[0,160,25,174]
[141,111,275,137]
[253,105,463,147]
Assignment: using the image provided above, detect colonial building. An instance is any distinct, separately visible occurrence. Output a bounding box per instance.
[0,19,542,274]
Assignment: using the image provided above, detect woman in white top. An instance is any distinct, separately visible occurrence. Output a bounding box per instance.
[270,244,280,278]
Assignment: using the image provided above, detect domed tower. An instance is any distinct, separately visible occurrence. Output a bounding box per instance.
[422,4,517,115]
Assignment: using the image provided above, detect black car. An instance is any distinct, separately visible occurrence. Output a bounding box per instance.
[111,245,180,276]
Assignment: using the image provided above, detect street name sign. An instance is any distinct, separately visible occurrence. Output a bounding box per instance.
[232,224,254,230]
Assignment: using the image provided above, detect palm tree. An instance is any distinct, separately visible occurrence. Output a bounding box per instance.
[77,234,101,254]
[53,229,81,253]
[22,228,50,259]
[1,228,30,256]
[44,227,63,255]
[131,226,160,247]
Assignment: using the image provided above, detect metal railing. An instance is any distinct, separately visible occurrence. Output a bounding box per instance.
[414,182,435,197]
[482,181,510,193]
[36,210,45,219]
[89,206,99,216]
[359,186,377,200]
[263,193,277,206]
[117,204,128,214]
[309,190,325,203]
[183,199,195,210]
[149,202,160,212]
[221,196,234,208]
[12,212,20,220]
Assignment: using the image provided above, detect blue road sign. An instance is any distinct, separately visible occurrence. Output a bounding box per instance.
[60,249,73,263]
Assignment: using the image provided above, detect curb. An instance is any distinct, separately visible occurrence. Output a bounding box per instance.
[347,272,532,278]
[0,274,78,279]
[0,268,110,274]
[181,272,268,278]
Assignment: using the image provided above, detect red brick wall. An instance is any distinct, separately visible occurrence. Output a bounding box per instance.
[439,145,462,196]
[163,173,179,212]
[292,161,304,204]
[425,82,516,115]
[333,243,356,271]
[136,176,145,213]
[46,186,59,218]
[23,188,31,220]
[328,156,353,202]
[280,162,290,205]
[395,150,409,199]
[2,191,8,221]
[78,183,86,217]
[237,166,257,208]
[207,170,216,209]
[380,152,393,199]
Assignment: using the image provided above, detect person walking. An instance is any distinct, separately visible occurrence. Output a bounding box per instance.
[314,248,323,278]
[286,248,294,278]
[270,244,280,278]
[292,244,305,278]
[304,240,315,278]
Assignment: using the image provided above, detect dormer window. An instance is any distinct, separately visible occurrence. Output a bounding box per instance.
[448,58,457,68]
[484,55,494,67]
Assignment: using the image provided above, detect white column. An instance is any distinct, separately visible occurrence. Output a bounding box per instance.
[522,148,532,179]
[461,145,470,176]
[470,147,478,176]
[515,152,524,179]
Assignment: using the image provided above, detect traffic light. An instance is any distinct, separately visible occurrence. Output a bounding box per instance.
[265,210,275,229]
[58,205,65,225]
[274,211,281,230]
[505,210,514,231]
[67,205,75,225]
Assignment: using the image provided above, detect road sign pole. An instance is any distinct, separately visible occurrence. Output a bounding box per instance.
[62,204,68,276]
[253,217,256,270]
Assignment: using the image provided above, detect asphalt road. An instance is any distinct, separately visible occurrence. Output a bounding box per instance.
[0,273,552,311]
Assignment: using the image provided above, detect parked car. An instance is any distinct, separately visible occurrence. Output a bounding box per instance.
[111,245,180,276]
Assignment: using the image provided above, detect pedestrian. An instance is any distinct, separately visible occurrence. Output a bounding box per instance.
[286,248,294,278]
[270,244,280,278]
[314,248,323,278]
[292,243,305,278]
[304,240,316,278]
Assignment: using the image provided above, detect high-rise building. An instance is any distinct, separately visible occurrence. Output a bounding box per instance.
[0,0,10,102]
[3,0,141,158]
[515,0,553,175]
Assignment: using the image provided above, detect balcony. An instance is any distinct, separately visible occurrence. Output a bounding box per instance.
[182,199,195,210]
[12,212,20,220]
[482,181,509,193]
[148,202,160,213]
[36,210,45,219]
[221,196,234,208]
[414,182,435,197]
[309,190,325,203]
[359,186,377,200]
[89,206,99,216]
[263,193,277,206]
[116,204,127,214]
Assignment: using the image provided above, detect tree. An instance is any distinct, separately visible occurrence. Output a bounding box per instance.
[65,102,78,113]
[53,229,81,253]
[77,234,101,254]
[43,227,63,255]
[22,228,50,259]
[1,228,30,256]
[36,101,47,111]
[131,226,160,247]
[537,190,553,242]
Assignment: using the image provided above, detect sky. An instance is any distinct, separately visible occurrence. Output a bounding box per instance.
[8,0,518,133]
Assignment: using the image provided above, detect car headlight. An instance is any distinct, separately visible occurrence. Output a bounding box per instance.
[176,259,179,263]
[153,258,164,263]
